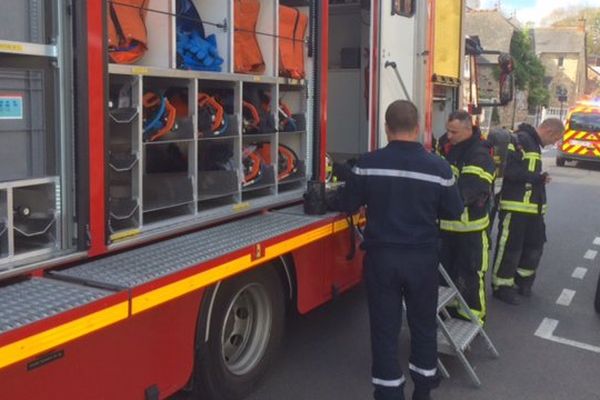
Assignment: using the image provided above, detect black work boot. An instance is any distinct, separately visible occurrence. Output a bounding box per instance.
[493,286,521,305]
[518,285,532,297]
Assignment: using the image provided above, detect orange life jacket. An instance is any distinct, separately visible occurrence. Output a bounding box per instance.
[279,6,308,80]
[108,0,149,64]
[234,0,265,74]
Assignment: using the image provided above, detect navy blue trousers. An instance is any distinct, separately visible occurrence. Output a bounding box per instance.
[364,247,441,400]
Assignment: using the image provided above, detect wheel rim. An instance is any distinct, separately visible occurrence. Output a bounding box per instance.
[221,283,272,376]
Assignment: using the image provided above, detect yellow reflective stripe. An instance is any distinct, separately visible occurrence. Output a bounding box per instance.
[517,268,535,277]
[0,302,129,370]
[508,143,516,151]
[440,215,490,232]
[523,190,532,204]
[522,152,540,172]
[451,165,460,178]
[575,131,587,139]
[499,200,547,214]
[494,276,515,287]
[457,307,485,326]
[461,165,494,184]
[569,145,581,154]
[563,130,577,141]
[470,230,490,324]
[579,148,588,155]
[493,212,513,287]
[132,224,334,314]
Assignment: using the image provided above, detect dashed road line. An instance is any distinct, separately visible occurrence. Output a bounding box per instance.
[556,289,576,306]
[571,267,588,279]
[584,250,597,260]
[535,318,600,354]
[594,237,600,246]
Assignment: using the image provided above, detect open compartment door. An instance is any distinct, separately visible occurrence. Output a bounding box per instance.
[375,0,424,148]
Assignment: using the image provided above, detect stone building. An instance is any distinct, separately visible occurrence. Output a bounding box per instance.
[532,26,587,108]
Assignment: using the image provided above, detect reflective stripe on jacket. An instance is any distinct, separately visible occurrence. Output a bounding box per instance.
[499,124,547,215]
[437,129,495,232]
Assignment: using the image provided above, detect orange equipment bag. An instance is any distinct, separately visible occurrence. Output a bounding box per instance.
[279,6,308,79]
[108,0,149,64]
[234,0,265,74]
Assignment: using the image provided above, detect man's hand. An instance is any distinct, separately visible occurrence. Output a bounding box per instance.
[541,172,551,184]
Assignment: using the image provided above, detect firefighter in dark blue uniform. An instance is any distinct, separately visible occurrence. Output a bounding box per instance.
[437,111,495,325]
[332,100,463,400]
[492,119,564,304]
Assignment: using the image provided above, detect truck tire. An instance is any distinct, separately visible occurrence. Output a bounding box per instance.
[595,271,600,313]
[193,266,285,400]
[556,157,566,167]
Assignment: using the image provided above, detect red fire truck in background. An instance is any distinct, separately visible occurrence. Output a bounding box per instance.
[0,1,505,399]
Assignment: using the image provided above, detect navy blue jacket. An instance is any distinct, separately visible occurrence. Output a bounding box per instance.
[335,141,464,249]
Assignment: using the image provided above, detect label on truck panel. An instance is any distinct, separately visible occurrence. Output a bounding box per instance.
[27,350,64,371]
[0,95,23,120]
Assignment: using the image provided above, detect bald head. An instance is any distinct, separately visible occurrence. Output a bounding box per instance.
[538,118,565,146]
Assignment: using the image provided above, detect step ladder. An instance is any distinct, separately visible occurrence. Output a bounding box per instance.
[436,264,499,387]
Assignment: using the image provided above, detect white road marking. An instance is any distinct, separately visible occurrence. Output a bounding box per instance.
[572,267,588,279]
[556,289,576,306]
[535,318,600,354]
[594,237,600,246]
[584,250,597,260]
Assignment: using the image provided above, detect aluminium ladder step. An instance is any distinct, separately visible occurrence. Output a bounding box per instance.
[437,286,457,311]
[436,264,499,387]
[437,318,481,355]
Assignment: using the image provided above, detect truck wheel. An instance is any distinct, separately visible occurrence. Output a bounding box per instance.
[595,271,600,313]
[194,267,285,400]
[556,157,566,167]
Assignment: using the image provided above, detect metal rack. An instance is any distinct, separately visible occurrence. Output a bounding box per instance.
[106,0,313,244]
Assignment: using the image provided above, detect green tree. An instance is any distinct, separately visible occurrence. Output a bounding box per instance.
[509,30,550,109]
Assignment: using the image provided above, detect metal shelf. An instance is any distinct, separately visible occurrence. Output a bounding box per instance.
[198,134,239,142]
[0,40,57,58]
[277,77,306,87]
[279,130,306,135]
[198,191,239,203]
[109,63,279,84]
[143,138,195,145]
[242,132,278,140]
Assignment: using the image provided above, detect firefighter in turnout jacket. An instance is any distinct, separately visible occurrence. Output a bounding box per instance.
[492,119,564,305]
[332,101,463,400]
[437,111,495,324]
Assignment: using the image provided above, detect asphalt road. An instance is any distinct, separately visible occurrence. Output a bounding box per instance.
[245,154,600,400]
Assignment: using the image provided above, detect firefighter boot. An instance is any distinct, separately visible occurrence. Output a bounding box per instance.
[518,285,532,297]
[516,274,534,297]
[493,286,521,305]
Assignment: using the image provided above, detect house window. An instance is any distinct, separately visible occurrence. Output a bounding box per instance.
[392,0,415,17]
[558,57,564,67]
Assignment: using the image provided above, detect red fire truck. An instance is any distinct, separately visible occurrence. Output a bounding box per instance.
[0,1,490,399]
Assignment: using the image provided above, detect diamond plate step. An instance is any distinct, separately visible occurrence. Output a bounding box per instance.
[0,278,113,335]
[438,286,457,311]
[438,318,481,355]
[52,211,330,289]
